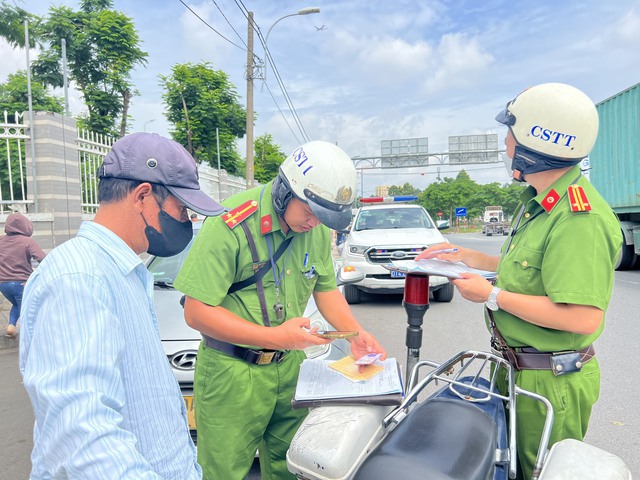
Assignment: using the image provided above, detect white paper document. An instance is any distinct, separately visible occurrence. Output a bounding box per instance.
[294,358,403,401]
[385,259,497,280]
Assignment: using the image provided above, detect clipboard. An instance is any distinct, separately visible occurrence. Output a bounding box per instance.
[384,259,496,280]
[291,357,404,409]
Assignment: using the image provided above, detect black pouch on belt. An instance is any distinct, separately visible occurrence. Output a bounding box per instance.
[550,351,583,376]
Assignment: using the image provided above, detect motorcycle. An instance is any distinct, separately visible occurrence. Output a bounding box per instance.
[286,273,632,480]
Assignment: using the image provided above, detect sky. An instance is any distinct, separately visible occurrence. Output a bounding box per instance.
[2,0,640,195]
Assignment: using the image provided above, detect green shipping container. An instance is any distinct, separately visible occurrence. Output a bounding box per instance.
[589,82,640,213]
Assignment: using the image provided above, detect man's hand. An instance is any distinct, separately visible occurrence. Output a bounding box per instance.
[416,243,500,272]
[349,330,387,371]
[415,242,465,262]
[451,273,494,303]
[272,317,332,350]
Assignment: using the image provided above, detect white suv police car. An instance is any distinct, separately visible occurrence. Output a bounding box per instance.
[341,199,454,304]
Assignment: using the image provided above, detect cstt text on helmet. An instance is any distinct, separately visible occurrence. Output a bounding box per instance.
[530,126,577,148]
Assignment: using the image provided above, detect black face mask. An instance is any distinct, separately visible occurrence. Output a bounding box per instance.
[143,210,193,257]
[511,146,582,183]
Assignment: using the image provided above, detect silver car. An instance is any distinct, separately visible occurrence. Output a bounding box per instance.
[146,221,351,439]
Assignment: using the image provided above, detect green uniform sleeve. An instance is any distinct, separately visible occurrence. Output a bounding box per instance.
[542,212,618,311]
[174,217,240,306]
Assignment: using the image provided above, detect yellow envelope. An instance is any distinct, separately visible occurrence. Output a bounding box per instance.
[329,355,384,382]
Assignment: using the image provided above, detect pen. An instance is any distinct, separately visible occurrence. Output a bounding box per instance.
[303,252,309,267]
[428,248,458,254]
[307,265,315,278]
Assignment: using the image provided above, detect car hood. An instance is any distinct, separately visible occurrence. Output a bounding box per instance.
[348,228,446,247]
[154,288,201,341]
[155,286,319,342]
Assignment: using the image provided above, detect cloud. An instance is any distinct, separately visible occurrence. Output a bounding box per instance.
[614,7,640,43]
[327,30,434,88]
[5,0,640,193]
[422,33,495,94]
[0,42,29,83]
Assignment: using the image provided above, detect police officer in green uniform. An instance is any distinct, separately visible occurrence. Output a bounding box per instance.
[417,83,622,479]
[175,141,387,480]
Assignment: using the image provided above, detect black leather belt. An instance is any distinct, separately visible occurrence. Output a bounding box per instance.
[203,335,286,365]
[493,344,595,372]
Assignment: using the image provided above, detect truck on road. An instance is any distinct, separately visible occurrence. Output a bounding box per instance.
[589,82,640,270]
[481,206,508,236]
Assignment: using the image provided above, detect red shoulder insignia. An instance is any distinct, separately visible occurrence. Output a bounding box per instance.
[223,200,258,229]
[567,185,592,212]
[260,214,273,235]
[541,188,560,213]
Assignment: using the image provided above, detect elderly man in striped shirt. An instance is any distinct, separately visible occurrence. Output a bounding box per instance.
[19,133,224,479]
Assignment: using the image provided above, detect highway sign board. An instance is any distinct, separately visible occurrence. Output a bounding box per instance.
[455,207,467,217]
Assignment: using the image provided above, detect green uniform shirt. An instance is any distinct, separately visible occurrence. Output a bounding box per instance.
[175,181,336,348]
[491,164,622,352]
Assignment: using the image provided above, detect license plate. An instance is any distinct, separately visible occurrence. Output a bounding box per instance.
[390,270,406,278]
[183,395,197,430]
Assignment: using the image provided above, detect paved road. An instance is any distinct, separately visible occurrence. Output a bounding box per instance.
[0,347,33,480]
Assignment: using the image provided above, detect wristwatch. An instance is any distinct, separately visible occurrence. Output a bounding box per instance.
[485,286,502,311]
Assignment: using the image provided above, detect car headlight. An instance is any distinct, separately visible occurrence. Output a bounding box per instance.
[348,244,368,255]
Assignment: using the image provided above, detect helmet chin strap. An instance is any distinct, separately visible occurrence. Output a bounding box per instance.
[271,174,295,232]
[272,174,292,217]
[511,146,582,182]
[278,212,292,233]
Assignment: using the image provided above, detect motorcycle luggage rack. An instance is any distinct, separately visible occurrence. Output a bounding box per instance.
[405,350,510,403]
[382,350,555,480]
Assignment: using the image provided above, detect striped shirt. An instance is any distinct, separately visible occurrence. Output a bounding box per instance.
[19,221,201,479]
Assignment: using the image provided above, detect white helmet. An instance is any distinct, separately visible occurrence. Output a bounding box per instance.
[495,83,599,160]
[275,141,357,231]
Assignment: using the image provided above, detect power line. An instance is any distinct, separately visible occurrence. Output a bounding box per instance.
[256,27,309,142]
[183,0,310,146]
[262,81,302,145]
[178,0,244,50]
[210,0,247,48]
[234,0,310,143]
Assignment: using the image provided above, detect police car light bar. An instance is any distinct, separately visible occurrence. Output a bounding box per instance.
[359,195,418,204]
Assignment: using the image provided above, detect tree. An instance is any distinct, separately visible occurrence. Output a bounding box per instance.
[419,170,480,220]
[253,134,285,184]
[0,70,64,118]
[472,182,504,219]
[160,62,246,176]
[418,170,525,224]
[1,0,148,137]
[388,182,421,196]
[0,71,64,201]
[500,181,527,218]
[418,177,459,221]
[0,2,40,49]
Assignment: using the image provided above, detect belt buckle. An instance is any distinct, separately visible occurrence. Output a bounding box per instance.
[257,351,276,365]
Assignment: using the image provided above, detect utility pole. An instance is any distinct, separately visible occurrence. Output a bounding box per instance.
[245,11,255,189]
[25,20,38,212]
[61,38,70,116]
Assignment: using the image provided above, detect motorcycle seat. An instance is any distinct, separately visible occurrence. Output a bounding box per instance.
[353,397,498,480]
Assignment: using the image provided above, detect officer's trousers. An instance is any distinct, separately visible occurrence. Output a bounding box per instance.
[498,358,600,480]
[194,343,307,480]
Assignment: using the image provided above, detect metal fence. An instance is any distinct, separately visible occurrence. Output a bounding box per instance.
[77,128,116,214]
[0,111,30,214]
[1,111,248,218]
